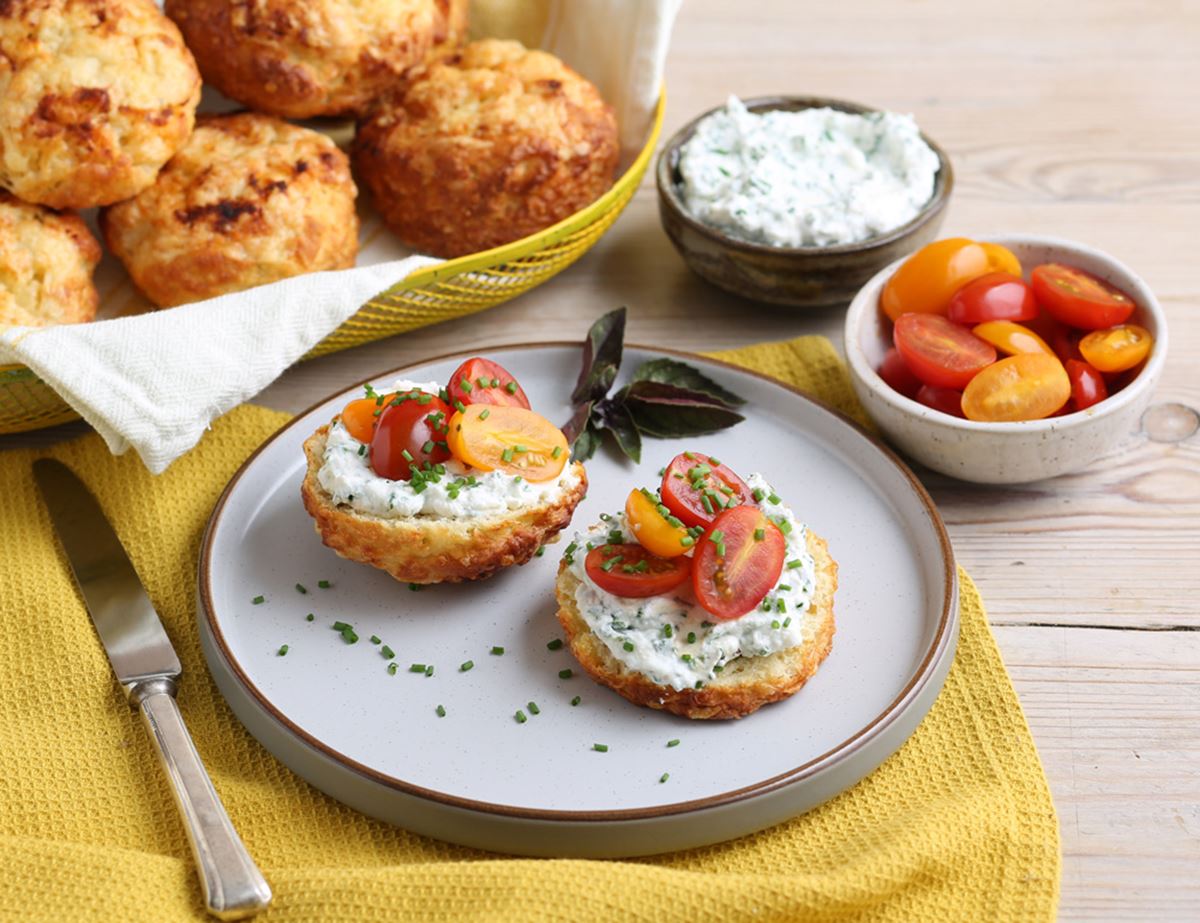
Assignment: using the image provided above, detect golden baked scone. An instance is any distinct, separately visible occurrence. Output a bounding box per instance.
[555,528,837,721]
[353,38,619,258]
[300,423,587,584]
[0,0,200,209]
[99,113,358,308]
[0,192,101,328]
[166,0,444,119]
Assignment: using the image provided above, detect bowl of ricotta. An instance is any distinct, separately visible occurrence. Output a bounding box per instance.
[657,95,953,308]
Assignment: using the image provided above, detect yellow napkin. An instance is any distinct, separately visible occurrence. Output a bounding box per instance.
[0,336,1059,922]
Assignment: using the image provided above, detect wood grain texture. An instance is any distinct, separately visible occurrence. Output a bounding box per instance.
[2,1,1197,918]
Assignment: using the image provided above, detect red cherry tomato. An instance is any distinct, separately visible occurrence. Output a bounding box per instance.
[692,506,786,620]
[660,452,753,530]
[1065,359,1108,411]
[946,273,1037,325]
[893,313,997,390]
[1026,311,1081,363]
[445,358,531,410]
[369,392,452,480]
[915,384,966,418]
[878,347,922,398]
[585,543,692,598]
[1030,264,1137,331]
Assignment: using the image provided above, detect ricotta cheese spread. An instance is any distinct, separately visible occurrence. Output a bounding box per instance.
[316,379,581,520]
[564,473,817,692]
[678,96,940,247]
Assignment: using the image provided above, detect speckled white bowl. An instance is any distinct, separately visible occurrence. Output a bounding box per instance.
[844,235,1168,484]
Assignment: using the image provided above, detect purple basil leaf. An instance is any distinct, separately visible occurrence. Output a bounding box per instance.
[561,400,593,446]
[595,396,642,463]
[571,307,625,404]
[570,421,604,463]
[624,382,745,437]
[630,357,745,407]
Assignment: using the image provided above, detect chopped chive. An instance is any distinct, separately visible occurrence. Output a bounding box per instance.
[771,620,781,629]
[768,493,781,504]
[476,377,488,389]
[491,377,500,387]
[370,635,381,645]
[707,456,721,465]
[515,710,527,724]
[501,448,514,463]
[714,664,724,672]
[570,695,581,706]
[416,393,433,405]
[680,535,695,548]
[459,378,473,393]
[681,653,693,663]
[455,400,466,413]
[662,624,673,638]
[425,665,434,677]
[479,408,490,421]
[751,487,766,502]
[667,738,680,748]
[409,583,423,592]
[438,388,449,401]
[381,645,395,659]
[401,449,414,462]
[551,445,563,459]
[295,583,307,594]
[701,494,714,515]
[547,638,563,650]
[527,701,540,715]
[695,680,705,689]
[387,662,398,675]
[716,541,726,557]
[684,451,696,460]
[409,663,426,673]
[559,668,573,679]
[592,743,608,752]
[436,704,446,717]
[776,518,793,534]
[305,613,314,622]
[786,559,803,569]
[783,616,792,627]
[761,599,772,612]
[777,598,787,613]
[660,772,670,783]
[491,646,505,656]
[623,641,635,652]
[251,595,265,605]
[778,584,792,592]
[600,555,623,572]
[506,381,518,394]
[422,440,435,454]
[754,528,765,542]
[687,631,696,644]
[332,620,350,631]
[277,644,288,656]
[460,660,474,672]
[318,580,331,588]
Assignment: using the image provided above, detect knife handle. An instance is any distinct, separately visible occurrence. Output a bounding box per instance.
[135,682,272,920]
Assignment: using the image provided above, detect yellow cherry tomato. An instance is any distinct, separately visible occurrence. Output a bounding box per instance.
[880,238,992,321]
[1078,324,1153,373]
[446,404,568,481]
[961,353,1071,422]
[980,242,1022,277]
[971,321,1054,357]
[625,488,692,558]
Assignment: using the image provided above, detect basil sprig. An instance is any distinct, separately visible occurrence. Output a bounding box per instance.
[563,308,746,462]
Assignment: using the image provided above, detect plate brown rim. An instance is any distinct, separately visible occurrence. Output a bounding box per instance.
[198,341,958,823]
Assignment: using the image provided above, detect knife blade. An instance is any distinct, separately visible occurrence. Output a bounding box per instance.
[33,459,271,920]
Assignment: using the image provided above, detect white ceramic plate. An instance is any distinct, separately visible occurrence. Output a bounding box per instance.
[198,344,958,857]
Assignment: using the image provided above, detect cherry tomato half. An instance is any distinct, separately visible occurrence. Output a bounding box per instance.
[692,506,786,620]
[961,353,1070,422]
[1065,359,1108,411]
[1030,264,1137,331]
[1078,324,1153,373]
[660,452,753,530]
[625,488,692,558]
[981,242,1022,277]
[446,404,567,481]
[340,391,397,443]
[1026,311,1081,363]
[445,358,531,410]
[915,384,966,418]
[893,313,997,390]
[370,393,452,480]
[878,347,922,398]
[946,273,1037,325]
[880,238,992,322]
[971,320,1053,357]
[585,543,692,599]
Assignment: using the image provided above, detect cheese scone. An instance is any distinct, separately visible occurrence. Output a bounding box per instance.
[301,377,586,585]
[555,471,836,719]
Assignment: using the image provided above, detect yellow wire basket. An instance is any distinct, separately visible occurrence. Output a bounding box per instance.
[0,93,665,436]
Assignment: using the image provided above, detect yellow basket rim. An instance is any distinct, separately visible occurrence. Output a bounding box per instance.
[0,90,666,381]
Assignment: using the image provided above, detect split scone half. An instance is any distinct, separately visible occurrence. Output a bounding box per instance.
[301,378,586,584]
[555,473,836,719]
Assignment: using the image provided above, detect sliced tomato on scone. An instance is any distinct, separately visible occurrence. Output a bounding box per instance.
[445,357,531,410]
[584,543,692,598]
[692,506,786,620]
[659,451,753,529]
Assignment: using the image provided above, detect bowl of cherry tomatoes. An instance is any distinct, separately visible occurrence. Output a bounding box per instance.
[844,234,1168,483]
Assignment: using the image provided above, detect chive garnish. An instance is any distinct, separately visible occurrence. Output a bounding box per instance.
[786,559,803,569]
[547,639,563,650]
[460,660,474,672]
[277,644,288,656]
[681,653,693,663]
[777,598,787,613]
[751,487,766,502]
[409,663,426,673]
[515,710,527,724]
[662,624,673,638]
[600,555,623,572]
[623,641,635,652]
[491,646,505,656]
[667,739,680,748]
[318,580,331,588]
[753,528,765,542]
[479,408,490,421]
[252,595,265,605]
[409,583,423,591]
[460,377,473,393]
[570,695,581,706]
[501,448,514,463]
[506,381,518,394]
[387,662,398,675]
[551,445,563,459]
[684,451,696,460]
[477,377,488,389]
[771,620,781,630]
[701,494,714,515]
[295,583,308,594]
[778,584,792,592]
[660,772,670,783]
[768,493,781,504]
[305,613,314,622]
[422,440,435,454]
[381,645,395,659]
[370,635,381,645]
[559,669,573,679]
[425,665,434,677]
[707,456,721,465]
[436,704,446,717]
[783,616,792,627]
[454,400,466,413]
[592,743,608,752]
[535,545,546,557]
[686,631,696,644]
[527,701,540,715]
[680,535,695,548]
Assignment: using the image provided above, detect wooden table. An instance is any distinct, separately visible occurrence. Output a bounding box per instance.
[8,1,1198,918]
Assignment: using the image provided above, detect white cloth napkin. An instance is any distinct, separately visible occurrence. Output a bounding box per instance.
[0,0,679,473]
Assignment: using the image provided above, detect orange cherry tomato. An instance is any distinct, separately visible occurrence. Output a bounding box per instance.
[980,242,1022,277]
[1078,324,1153,373]
[915,384,966,418]
[1030,264,1137,330]
[878,347,921,398]
[946,273,1037,324]
[370,394,452,480]
[659,452,753,530]
[341,396,387,443]
[625,488,692,558]
[692,506,786,620]
[971,320,1053,357]
[893,313,997,390]
[446,358,531,411]
[1065,359,1108,411]
[880,238,991,321]
[961,353,1070,422]
[446,404,568,481]
[585,543,692,599]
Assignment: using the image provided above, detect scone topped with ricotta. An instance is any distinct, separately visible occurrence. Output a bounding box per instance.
[555,451,836,719]
[301,357,586,584]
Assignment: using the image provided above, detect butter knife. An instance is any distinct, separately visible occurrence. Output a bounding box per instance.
[33,459,272,920]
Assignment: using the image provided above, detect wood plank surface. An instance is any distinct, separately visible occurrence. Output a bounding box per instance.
[3,1,1197,918]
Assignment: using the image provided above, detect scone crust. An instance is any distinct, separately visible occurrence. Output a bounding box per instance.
[301,423,587,584]
[0,191,101,327]
[353,38,619,258]
[556,531,838,720]
[0,0,201,209]
[165,0,443,119]
[100,113,359,308]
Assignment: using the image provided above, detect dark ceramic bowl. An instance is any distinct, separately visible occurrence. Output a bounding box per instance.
[656,95,954,308]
